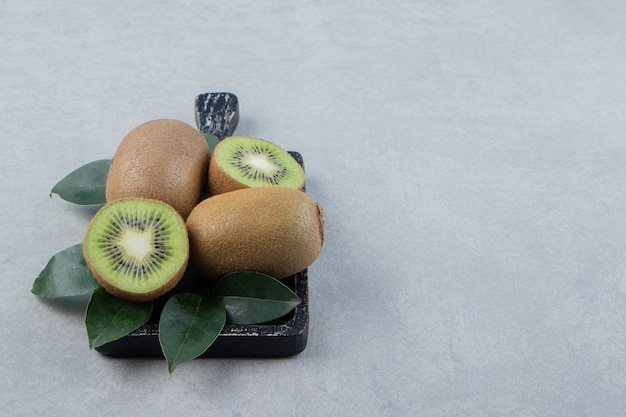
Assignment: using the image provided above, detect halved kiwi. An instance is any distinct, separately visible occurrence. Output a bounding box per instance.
[82,198,189,302]
[208,136,305,196]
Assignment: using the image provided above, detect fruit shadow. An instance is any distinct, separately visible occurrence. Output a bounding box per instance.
[38,294,91,317]
[65,203,103,222]
[231,117,255,137]
[155,265,206,311]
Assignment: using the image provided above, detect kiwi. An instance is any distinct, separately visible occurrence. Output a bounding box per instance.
[83,198,189,302]
[208,136,305,196]
[106,119,210,220]
[186,186,324,280]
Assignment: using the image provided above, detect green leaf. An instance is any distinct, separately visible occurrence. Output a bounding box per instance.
[85,288,153,349]
[50,159,111,205]
[202,132,220,153]
[32,244,101,298]
[159,293,226,373]
[210,271,301,325]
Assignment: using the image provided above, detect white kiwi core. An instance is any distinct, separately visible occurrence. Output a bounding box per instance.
[120,230,154,260]
[244,154,278,175]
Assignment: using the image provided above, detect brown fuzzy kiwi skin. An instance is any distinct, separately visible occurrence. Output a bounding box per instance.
[82,198,190,303]
[106,119,210,220]
[207,136,305,196]
[186,186,324,280]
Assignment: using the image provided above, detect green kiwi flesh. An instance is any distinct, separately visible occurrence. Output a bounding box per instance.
[208,136,305,195]
[83,198,189,302]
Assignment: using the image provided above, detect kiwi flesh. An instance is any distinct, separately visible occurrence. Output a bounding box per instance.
[83,198,189,302]
[208,136,305,196]
[186,186,324,280]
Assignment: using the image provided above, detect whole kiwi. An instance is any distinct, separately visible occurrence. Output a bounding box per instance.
[186,186,324,280]
[106,119,210,220]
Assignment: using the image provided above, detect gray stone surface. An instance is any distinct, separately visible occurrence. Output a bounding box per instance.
[2,1,626,416]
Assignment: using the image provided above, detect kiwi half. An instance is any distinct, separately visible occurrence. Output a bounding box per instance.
[208,136,305,196]
[83,198,189,302]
